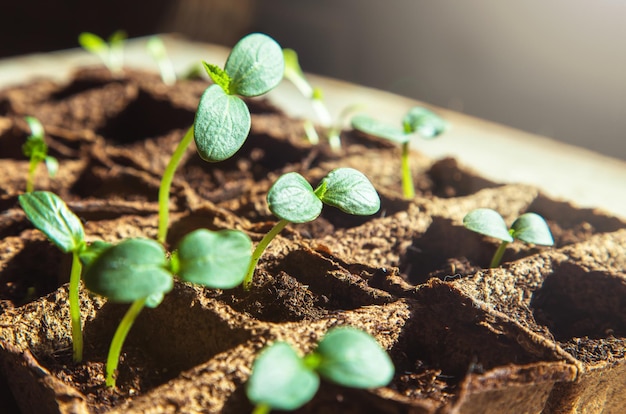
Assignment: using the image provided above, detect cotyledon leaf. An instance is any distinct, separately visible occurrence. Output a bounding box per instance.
[175,229,252,289]
[225,32,284,97]
[18,191,85,253]
[194,84,251,162]
[83,238,173,303]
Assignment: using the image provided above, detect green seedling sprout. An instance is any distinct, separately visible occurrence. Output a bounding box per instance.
[22,116,58,193]
[242,167,380,290]
[283,48,359,151]
[246,326,394,413]
[78,30,127,74]
[351,107,447,199]
[157,33,284,245]
[463,208,554,268]
[146,36,176,85]
[83,229,252,388]
[18,191,86,361]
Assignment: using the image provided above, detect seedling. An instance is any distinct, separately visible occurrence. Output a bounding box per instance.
[283,48,360,151]
[157,32,284,244]
[18,191,86,361]
[463,208,554,268]
[242,167,380,290]
[78,30,127,74]
[351,107,447,199]
[82,229,252,388]
[246,326,395,413]
[22,116,58,192]
[146,36,176,85]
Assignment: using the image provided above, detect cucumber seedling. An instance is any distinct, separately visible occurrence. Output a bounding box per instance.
[242,167,380,290]
[283,48,360,151]
[22,116,58,193]
[157,32,284,244]
[463,208,554,268]
[146,36,176,85]
[18,191,87,361]
[78,30,127,74]
[247,326,395,413]
[83,229,252,387]
[351,107,447,199]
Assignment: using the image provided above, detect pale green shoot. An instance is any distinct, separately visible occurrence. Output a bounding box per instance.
[78,30,127,74]
[22,116,58,192]
[146,36,176,85]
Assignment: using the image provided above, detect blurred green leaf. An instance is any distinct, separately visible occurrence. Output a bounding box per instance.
[83,238,173,303]
[176,229,252,289]
[402,107,447,137]
[78,32,107,53]
[511,212,554,246]
[351,114,408,143]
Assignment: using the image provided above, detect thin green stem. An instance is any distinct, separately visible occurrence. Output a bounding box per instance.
[243,220,289,290]
[69,251,83,362]
[105,298,147,388]
[158,126,194,245]
[303,352,323,371]
[400,141,415,199]
[303,120,319,145]
[327,127,342,153]
[26,157,39,193]
[490,241,509,268]
[252,403,271,414]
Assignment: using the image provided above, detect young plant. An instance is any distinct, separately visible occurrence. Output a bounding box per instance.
[351,107,447,199]
[78,30,127,74]
[157,32,284,244]
[22,116,58,193]
[242,167,380,290]
[463,208,554,268]
[283,48,360,151]
[246,326,395,413]
[18,191,86,361]
[82,229,252,388]
[146,36,176,85]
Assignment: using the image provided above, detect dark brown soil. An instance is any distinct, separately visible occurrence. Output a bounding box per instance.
[1,66,625,413]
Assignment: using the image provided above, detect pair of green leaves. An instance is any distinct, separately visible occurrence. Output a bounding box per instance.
[351,106,447,144]
[18,191,252,308]
[267,168,380,223]
[83,229,252,307]
[463,208,554,268]
[246,327,395,411]
[194,33,284,162]
[463,208,554,246]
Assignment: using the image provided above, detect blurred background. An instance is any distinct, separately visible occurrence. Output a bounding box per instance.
[1,0,624,160]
